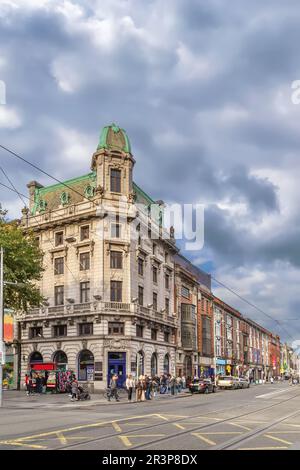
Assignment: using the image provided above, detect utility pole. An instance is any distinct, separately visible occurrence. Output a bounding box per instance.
[0,247,4,407]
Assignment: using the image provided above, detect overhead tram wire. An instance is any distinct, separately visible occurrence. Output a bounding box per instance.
[0,144,296,339]
[1,176,295,340]
[0,144,93,203]
[0,167,80,285]
[211,274,294,341]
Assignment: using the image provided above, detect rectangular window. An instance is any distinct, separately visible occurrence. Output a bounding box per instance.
[110,168,121,193]
[165,297,170,314]
[202,316,212,356]
[108,322,124,335]
[29,327,43,339]
[110,281,122,302]
[165,273,170,289]
[53,325,67,337]
[151,329,157,341]
[80,281,90,303]
[136,324,143,338]
[79,323,93,336]
[79,252,90,271]
[138,258,144,276]
[181,286,190,298]
[111,223,121,238]
[54,285,64,306]
[164,331,170,343]
[110,251,123,269]
[55,231,64,246]
[165,252,168,263]
[80,225,89,241]
[153,266,158,283]
[153,243,157,255]
[153,292,158,311]
[54,257,64,275]
[138,286,144,306]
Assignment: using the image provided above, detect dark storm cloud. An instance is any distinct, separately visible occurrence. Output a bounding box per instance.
[0,0,300,340]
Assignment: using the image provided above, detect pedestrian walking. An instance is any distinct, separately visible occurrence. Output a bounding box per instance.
[109,374,120,402]
[35,374,42,394]
[71,376,79,401]
[126,374,134,402]
[24,374,32,396]
[145,375,152,400]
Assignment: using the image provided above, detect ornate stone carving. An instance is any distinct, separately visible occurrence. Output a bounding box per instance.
[103,339,130,349]
[82,339,88,349]
[56,341,62,349]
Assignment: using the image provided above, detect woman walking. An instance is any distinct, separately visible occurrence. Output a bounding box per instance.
[126,374,134,402]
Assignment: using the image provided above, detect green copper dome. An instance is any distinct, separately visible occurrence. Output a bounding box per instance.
[97,123,131,153]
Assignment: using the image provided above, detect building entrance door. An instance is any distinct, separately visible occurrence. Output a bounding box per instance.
[107,352,126,387]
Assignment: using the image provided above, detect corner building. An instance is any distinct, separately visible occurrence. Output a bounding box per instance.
[18,124,178,391]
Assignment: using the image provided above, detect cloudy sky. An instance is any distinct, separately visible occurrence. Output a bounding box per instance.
[0,0,300,342]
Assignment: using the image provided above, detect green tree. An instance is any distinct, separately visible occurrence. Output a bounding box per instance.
[0,207,44,311]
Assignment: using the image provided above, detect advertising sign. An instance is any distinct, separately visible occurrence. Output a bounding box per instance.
[4,310,14,343]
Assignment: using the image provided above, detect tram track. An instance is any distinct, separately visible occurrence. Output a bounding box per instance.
[54,388,300,451]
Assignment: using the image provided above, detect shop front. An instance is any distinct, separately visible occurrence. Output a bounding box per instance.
[216,358,226,375]
[107,352,126,387]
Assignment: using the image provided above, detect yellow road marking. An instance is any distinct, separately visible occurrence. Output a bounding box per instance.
[119,436,132,447]
[112,422,122,433]
[9,413,157,443]
[200,432,243,435]
[264,435,293,445]
[118,434,165,448]
[173,423,185,430]
[157,414,188,418]
[239,446,288,450]
[229,422,251,431]
[269,430,300,434]
[56,432,67,444]
[191,433,216,446]
[0,440,47,449]
[155,414,169,421]
[285,423,300,427]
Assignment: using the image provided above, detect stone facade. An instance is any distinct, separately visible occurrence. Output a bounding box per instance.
[18,124,177,391]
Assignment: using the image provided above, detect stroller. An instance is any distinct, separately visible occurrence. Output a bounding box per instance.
[77,385,91,401]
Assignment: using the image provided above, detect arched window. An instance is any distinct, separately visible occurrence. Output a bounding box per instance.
[78,350,94,381]
[136,350,144,377]
[151,353,158,376]
[163,354,170,374]
[53,350,68,370]
[29,351,43,364]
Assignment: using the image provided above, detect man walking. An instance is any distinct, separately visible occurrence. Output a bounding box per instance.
[109,374,120,402]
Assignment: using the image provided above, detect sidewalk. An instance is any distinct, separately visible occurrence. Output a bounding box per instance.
[2,389,191,409]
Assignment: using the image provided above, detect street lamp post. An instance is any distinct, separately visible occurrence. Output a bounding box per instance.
[0,247,4,407]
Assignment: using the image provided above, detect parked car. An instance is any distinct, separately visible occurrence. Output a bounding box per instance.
[237,377,250,389]
[189,378,217,394]
[217,376,239,390]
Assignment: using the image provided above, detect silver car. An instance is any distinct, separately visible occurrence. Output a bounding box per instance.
[237,377,250,389]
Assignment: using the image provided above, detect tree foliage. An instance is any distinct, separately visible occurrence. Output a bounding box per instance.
[0,207,44,311]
